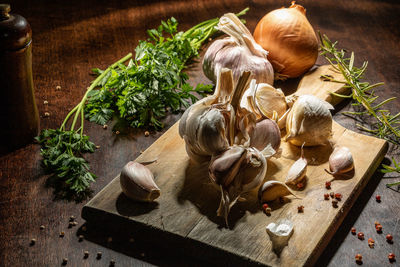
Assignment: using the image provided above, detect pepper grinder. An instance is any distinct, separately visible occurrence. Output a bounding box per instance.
[0,4,39,154]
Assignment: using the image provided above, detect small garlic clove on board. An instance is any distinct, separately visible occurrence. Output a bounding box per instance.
[285,144,307,185]
[325,146,354,175]
[258,180,298,202]
[285,94,334,146]
[120,161,160,202]
[266,219,294,256]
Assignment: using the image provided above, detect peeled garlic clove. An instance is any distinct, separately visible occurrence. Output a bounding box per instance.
[258,180,297,202]
[203,13,274,87]
[120,161,160,202]
[285,95,334,146]
[249,118,281,152]
[266,219,294,256]
[325,146,354,175]
[285,145,307,185]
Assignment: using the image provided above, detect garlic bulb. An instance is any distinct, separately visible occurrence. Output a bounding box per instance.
[179,69,235,162]
[285,95,334,146]
[325,146,354,175]
[266,219,294,256]
[258,180,297,202]
[285,145,307,186]
[120,161,160,202]
[209,144,274,226]
[203,13,274,87]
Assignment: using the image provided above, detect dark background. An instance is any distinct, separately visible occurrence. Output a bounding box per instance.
[1,0,399,266]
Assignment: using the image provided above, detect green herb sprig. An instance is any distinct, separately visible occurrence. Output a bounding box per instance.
[36,54,132,199]
[319,33,400,145]
[381,158,400,189]
[85,8,249,129]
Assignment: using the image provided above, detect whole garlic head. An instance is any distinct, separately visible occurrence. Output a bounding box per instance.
[285,95,334,146]
[203,13,274,87]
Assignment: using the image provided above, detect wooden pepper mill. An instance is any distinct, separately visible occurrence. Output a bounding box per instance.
[0,4,39,155]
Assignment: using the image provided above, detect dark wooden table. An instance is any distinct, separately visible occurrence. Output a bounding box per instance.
[1,0,399,266]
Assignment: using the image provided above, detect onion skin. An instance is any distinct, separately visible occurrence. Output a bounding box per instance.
[253,2,318,78]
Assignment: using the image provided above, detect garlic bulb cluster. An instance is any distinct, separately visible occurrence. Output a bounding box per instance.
[180,69,280,226]
[203,13,274,87]
[120,161,160,202]
[285,95,334,146]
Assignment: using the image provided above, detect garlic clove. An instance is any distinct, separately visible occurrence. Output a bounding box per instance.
[249,118,281,152]
[285,145,308,185]
[284,95,334,146]
[120,161,160,202]
[266,219,294,256]
[258,180,297,202]
[255,84,288,122]
[325,146,354,175]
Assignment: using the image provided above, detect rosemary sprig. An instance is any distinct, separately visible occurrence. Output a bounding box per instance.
[319,33,400,145]
[381,158,400,189]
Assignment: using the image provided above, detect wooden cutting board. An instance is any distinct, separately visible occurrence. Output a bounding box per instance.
[82,65,388,267]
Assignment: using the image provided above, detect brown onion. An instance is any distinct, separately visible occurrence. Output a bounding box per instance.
[253,1,318,78]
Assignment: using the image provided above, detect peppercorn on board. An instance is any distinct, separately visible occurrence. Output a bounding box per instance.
[82,65,388,267]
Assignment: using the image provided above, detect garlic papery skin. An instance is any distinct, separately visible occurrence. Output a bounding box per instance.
[285,145,307,186]
[266,219,294,256]
[203,13,274,87]
[209,145,271,226]
[285,95,334,146]
[120,161,160,202]
[325,146,354,175]
[249,118,281,152]
[258,180,297,202]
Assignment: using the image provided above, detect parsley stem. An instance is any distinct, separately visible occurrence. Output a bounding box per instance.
[67,53,133,132]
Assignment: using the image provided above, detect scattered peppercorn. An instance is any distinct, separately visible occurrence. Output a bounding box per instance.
[386,234,393,243]
[325,181,331,189]
[375,195,381,202]
[374,221,380,227]
[30,238,36,246]
[357,232,364,240]
[388,253,396,262]
[330,192,335,198]
[59,231,65,238]
[296,183,304,189]
[324,193,330,200]
[368,238,375,248]
[103,124,108,129]
[84,251,89,259]
[355,253,362,262]
[334,193,342,201]
[110,259,116,266]
[351,227,356,235]
[144,131,150,137]
[332,199,338,208]
[376,224,383,233]
[40,225,45,230]
[96,252,102,259]
[262,203,269,210]
[297,205,304,213]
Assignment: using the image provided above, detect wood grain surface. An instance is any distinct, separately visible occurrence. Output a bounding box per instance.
[1,0,399,266]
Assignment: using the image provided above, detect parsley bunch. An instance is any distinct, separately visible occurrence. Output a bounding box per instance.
[85,8,249,128]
